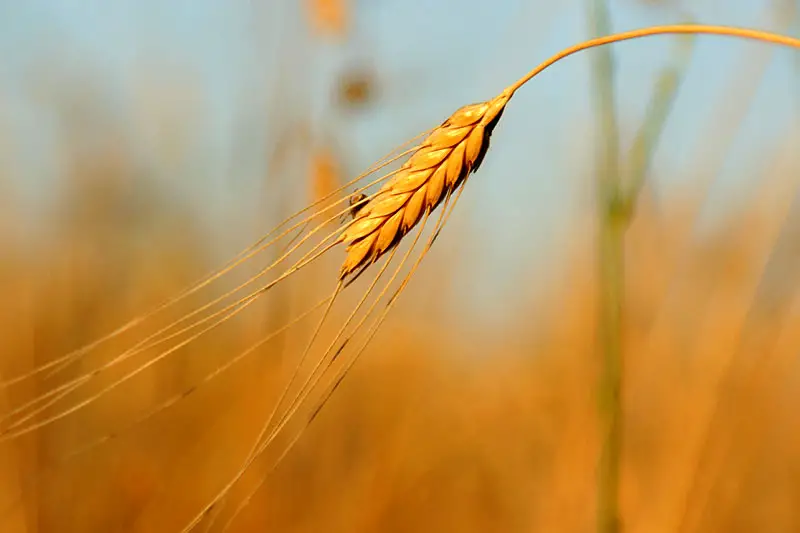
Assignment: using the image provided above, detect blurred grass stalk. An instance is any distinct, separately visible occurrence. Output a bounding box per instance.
[586,1,623,531]
[586,2,693,531]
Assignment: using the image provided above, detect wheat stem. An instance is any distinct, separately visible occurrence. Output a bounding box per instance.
[585,2,622,532]
[507,24,800,97]
[624,30,694,213]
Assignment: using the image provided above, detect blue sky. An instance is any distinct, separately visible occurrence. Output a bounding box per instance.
[0,0,797,320]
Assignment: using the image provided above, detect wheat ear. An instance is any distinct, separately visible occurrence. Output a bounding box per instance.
[338,90,511,279]
[337,24,800,283]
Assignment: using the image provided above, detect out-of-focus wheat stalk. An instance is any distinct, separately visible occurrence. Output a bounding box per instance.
[586,7,695,532]
[585,2,623,531]
[306,0,348,38]
[625,28,694,214]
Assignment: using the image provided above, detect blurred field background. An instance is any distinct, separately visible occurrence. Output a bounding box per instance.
[2,0,800,532]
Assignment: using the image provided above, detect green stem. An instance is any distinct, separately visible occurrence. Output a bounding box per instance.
[586,1,623,532]
[624,31,694,214]
[596,212,625,533]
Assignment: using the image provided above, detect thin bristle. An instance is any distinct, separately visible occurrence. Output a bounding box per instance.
[337,90,510,280]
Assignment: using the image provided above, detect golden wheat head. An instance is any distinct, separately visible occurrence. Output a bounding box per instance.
[337,90,511,279]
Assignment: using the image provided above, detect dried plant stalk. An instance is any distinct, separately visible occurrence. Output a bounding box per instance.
[338,91,510,279]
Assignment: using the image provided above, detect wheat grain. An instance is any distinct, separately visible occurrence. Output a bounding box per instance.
[338,89,511,280]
